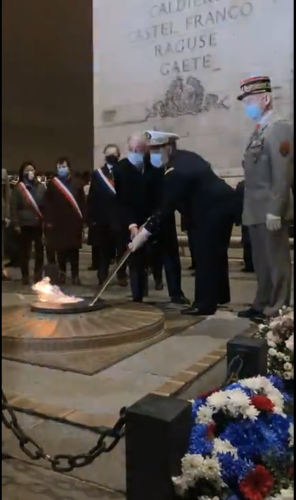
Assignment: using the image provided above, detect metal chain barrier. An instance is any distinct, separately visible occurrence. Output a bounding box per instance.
[2,389,126,473]
[224,355,244,385]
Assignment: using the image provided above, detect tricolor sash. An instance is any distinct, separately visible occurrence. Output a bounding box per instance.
[94,168,116,195]
[52,177,83,218]
[18,182,43,219]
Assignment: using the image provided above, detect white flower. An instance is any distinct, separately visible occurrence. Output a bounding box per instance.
[268,348,277,356]
[284,355,292,362]
[207,391,228,408]
[284,362,292,371]
[267,340,276,348]
[179,453,223,488]
[283,371,292,380]
[288,423,294,447]
[244,405,260,421]
[196,405,213,425]
[213,438,237,457]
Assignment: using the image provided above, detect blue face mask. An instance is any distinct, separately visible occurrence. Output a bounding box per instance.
[244,103,263,121]
[150,153,163,168]
[57,167,69,178]
[128,152,143,166]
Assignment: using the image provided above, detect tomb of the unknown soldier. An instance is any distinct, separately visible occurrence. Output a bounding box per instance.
[2,0,294,499]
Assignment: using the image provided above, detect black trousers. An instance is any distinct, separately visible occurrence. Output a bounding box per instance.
[149,221,184,298]
[129,246,148,302]
[149,241,163,282]
[96,226,127,282]
[187,228,196,268]
[57,248,79,277]
[46,247,56,265]
[91,245,99,268]
[193,201,234,311]
[19,225,44,279]
[241,225,254,271]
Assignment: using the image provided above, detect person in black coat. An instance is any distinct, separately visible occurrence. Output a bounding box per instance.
[146,152,189,304]
[87,144,128,286]
[130,131,237,316]
[114,134,159,302]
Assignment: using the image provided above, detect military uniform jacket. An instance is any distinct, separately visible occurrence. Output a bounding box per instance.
[145,149,235,233]
[242,112,294,226]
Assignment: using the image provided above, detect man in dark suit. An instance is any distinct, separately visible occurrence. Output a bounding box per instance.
[114,134,158,302]
[147,150,189,304]
[87,144,128,286]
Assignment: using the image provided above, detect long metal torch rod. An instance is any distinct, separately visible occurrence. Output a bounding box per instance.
[89,248,132,307]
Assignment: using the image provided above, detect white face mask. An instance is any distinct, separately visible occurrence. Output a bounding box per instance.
[27,171,35,181]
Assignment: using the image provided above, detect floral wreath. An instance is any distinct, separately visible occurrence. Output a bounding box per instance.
[173,375,294,500]
[256,307,294,381]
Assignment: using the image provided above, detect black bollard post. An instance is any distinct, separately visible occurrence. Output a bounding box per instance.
[227,336,268,379]
[125,393,192,500]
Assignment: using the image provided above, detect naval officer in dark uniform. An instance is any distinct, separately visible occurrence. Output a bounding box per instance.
[129,131,236,316]
[236,75,294,320]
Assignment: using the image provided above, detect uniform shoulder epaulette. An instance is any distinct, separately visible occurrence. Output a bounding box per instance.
[165,167,174,175]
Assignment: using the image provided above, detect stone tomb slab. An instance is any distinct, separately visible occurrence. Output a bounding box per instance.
[2,300,203,375]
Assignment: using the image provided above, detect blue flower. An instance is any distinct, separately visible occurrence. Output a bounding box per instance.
[216,452,253,482]
[188,424,214,455]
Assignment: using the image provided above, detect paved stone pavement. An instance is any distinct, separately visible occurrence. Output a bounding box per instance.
[2,258,294,498]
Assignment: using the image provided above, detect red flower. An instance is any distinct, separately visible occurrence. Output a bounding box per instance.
[251,395,274,412]
[206,422,216,439]
[239,465,274,500]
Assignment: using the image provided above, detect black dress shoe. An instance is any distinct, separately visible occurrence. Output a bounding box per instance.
[88,265,98,271]
[237,307,266,321]
[171,295,190,305]
[241,267,255,273]
[188,265,195,271]
[181,305,216,316]
[154,280,164,291]
[218,300,230,307]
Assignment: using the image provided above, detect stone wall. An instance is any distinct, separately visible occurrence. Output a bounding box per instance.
[2,0,94,174]
[93,0,294,180]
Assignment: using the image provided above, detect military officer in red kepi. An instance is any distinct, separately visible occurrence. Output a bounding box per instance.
[236,75,294,321]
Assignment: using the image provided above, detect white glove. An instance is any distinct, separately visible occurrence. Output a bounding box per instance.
[128,228,151,252]
[266,214,282,231]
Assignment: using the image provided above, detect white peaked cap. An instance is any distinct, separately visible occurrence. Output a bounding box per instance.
[144,130,180,146]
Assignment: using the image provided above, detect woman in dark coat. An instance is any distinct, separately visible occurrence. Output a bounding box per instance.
[10,161,46,284]
[44,157,86,284]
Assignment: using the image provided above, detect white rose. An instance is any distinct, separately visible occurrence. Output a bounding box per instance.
[284,362,292,371]
[283,371,292,380]
[284,355,291,362]
[267,340,276,348]
[268,348,277,356]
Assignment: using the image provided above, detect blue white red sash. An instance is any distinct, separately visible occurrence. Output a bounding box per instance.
[52,177,83,219]
[18,182,43,219]
[94,168,116,195]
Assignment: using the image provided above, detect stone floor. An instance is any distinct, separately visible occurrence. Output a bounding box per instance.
[2,255,294,499]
